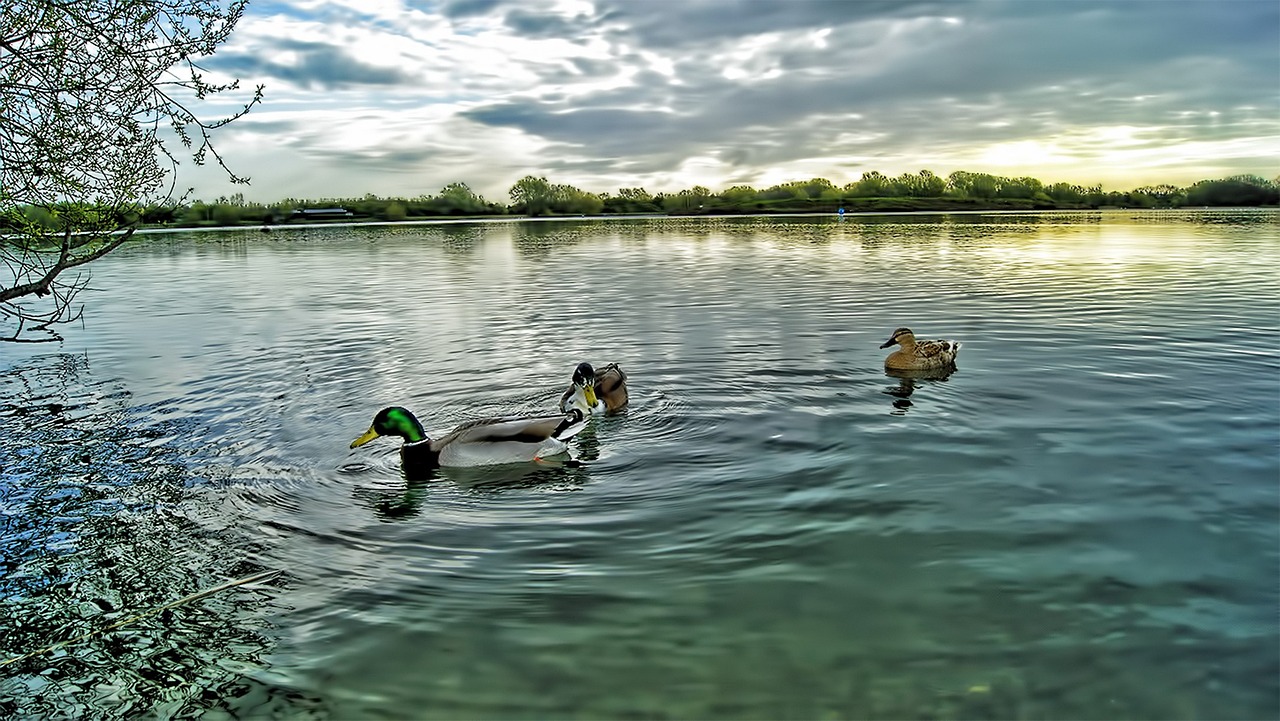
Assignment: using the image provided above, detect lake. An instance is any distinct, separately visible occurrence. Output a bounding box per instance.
[1,210,1277,719]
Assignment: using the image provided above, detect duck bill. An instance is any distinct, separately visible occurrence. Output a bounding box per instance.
[350,427,381,448]
[582,385,598,408]
[879,338,895,348]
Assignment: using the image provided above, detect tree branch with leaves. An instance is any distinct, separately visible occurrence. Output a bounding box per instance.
[1,0,262,341]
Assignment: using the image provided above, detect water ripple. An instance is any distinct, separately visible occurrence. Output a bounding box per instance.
[3,211,1277,720]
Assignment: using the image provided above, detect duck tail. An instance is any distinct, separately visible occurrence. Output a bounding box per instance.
[604,362,626,381]
[552,409,586,440]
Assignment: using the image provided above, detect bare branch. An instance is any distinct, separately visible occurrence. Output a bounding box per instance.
[1,0,259,340]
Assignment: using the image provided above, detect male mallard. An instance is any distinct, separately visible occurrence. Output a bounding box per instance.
[879,327,960,371]
[559,362,628,415]
[350,406,586,468]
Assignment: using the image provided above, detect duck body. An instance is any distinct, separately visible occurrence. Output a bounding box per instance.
[559,362,628,416]
[879,327,960,371]
[351,406,586,468]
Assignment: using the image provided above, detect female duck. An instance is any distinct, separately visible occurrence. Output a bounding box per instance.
[879,327,960,371]
[350,406,585,468]
[560,362,628,415]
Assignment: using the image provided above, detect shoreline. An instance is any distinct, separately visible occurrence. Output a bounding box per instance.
[133,206,1277,235]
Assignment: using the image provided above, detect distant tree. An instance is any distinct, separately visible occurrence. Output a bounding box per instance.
[917,170,946,197]
[509,175,554,216]
[507,177,602,215]
[759,182,804,201]
[1,0,262,341]
[998,176,1044,200]
[1133,184,1184,207]
[211,203,241,227]
[893,170,945,198]
[617,187,653,203]
[664,188,705,212]
[140,204,179,225]
[19,205,56,232]
[852,171,892,197]
[800,178,836,199]
[182,201,213,225]
[383,201,407,221]
[720,185,758,203]
[433,182,489,215]
[267,201,296,223]
[946,171,1000,199]
[1045,182,1087,205]
[605,187,658,213]
[553,184,603,214]
[1184,175,1278,206]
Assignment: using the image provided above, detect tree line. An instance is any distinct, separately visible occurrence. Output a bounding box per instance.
[8,171,1275,233]
[515,171,1279,216]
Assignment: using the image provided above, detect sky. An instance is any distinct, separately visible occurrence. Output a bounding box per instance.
[183,0,1280,204]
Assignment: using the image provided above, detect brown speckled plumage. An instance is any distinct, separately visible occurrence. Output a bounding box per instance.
[879,327,960,371]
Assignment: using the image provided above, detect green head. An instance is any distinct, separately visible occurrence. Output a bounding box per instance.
[350,406,427,447]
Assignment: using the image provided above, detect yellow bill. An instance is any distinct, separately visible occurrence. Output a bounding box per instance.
[350,427,381,448]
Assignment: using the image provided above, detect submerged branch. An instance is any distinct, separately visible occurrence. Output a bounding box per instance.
[0,569,281,669]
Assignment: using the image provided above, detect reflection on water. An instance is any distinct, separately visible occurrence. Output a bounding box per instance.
[351,459,595,522]
[882,366,957,414]
[0,358,280,719]
[2,210,1277,719]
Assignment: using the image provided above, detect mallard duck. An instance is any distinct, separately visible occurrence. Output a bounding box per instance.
[559,362,628,415]
[879,327,960,370]
[350,406,586,468]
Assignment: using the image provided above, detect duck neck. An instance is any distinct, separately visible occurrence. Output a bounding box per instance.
[401,418,427,444]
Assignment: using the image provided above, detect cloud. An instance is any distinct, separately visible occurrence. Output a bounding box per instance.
[442,0,502,19]
[213,39,418,89]
[503,7,591,38]
[590,0,951,48]
[184,0,1279,203]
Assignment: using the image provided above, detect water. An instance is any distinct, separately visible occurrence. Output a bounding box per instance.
[2,211,1277,719]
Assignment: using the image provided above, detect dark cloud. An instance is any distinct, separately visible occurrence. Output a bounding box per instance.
[459,0,1277,184]
[503,8,591,38]
[441,0,502,20]
[211,39,417,89]
[307,146,444,171]
[465,104,680,142]
[591,0,951,48]
[472,0,1276,116]
[569,57,619,78]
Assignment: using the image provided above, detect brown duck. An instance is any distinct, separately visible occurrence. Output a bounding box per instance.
[879,327,960,371]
